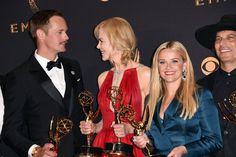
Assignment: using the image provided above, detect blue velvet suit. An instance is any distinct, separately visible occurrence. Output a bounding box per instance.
[147,88,223,157]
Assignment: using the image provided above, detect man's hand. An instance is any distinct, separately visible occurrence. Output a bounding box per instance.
[33,143,57,157]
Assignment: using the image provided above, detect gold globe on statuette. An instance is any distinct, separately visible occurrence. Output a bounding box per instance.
[49,116,73,153]
[104,86,133,157]
[75,90,103,157]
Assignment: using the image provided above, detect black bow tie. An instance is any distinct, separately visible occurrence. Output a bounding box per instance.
[46,59,62,71]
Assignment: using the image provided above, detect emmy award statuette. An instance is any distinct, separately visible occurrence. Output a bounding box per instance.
[218,90,236,124]
[122,106,166,157]
[75,90,103,157]
[104,86,133,157]
[49,116,73,153]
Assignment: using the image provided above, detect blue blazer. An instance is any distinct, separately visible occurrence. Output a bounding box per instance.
[147,88,223,157]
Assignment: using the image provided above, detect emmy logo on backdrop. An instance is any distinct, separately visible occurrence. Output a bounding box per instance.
[49,116,73,153]
[76,90,103,157]
[28,0,40,13]
[104,86,133,157]
[218,90,236,124]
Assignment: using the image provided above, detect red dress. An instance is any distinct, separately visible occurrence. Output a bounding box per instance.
[93,68,145,157]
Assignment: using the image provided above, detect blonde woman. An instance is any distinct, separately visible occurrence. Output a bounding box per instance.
[80,17,150,156]
[133,41,222,157]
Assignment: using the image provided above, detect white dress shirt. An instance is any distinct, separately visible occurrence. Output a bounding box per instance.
[34,51,66,97]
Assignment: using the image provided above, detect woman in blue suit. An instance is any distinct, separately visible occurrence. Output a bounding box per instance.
[133,41,223,157]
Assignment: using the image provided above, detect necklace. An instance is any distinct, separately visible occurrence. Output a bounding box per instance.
[112,69,124,86]
[114,69,123,75]
[110,69,124,112]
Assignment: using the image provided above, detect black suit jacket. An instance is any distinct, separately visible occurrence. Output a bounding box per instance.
[2,54,86,157]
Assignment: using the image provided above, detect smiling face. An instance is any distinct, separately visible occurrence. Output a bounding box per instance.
[158,48,186,85]
[96,28,115,61]
[215,30,236,65]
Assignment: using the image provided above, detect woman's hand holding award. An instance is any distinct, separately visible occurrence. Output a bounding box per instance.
[104,86,133,157]
[76,90,103,157]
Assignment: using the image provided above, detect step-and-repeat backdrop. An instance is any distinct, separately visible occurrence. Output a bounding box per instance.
[0,0,236,95]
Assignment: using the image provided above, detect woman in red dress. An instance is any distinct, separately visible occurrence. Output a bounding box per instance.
[80,17,150,157]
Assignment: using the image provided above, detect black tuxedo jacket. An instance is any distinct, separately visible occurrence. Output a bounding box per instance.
[0,75,20,157]
[2,54,86,157]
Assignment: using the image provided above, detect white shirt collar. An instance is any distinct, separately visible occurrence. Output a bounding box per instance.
[34,50,59,71]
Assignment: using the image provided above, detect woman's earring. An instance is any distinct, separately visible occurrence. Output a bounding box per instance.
[182,69,187,81]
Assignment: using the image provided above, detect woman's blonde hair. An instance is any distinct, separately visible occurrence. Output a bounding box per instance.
[145,41,198,129]
[94,17,139,65]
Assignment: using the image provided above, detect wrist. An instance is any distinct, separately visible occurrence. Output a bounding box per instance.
[92,123,97,133]
[144,134,150,144]
[124,123,133,134]
[181,146,188,154]
[94,121,103,133]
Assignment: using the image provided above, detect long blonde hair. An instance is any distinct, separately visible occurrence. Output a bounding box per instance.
[94,17,139,65]
[146,41,198,129]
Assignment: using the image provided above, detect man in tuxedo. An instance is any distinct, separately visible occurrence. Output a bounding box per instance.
[196,14,236,157]
[2,9,86,157]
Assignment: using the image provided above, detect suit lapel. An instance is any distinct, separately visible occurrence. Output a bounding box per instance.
[155,98,180,129]
[155,100,164,128]
[28,56,64,107]
[165,99,180,117]
[61,59,75,117]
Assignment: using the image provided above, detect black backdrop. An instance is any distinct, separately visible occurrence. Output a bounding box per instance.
[0,0,236,98]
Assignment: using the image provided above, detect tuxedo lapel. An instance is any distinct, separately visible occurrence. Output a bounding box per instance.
[28,56,64,107]
[61,59,75,117]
